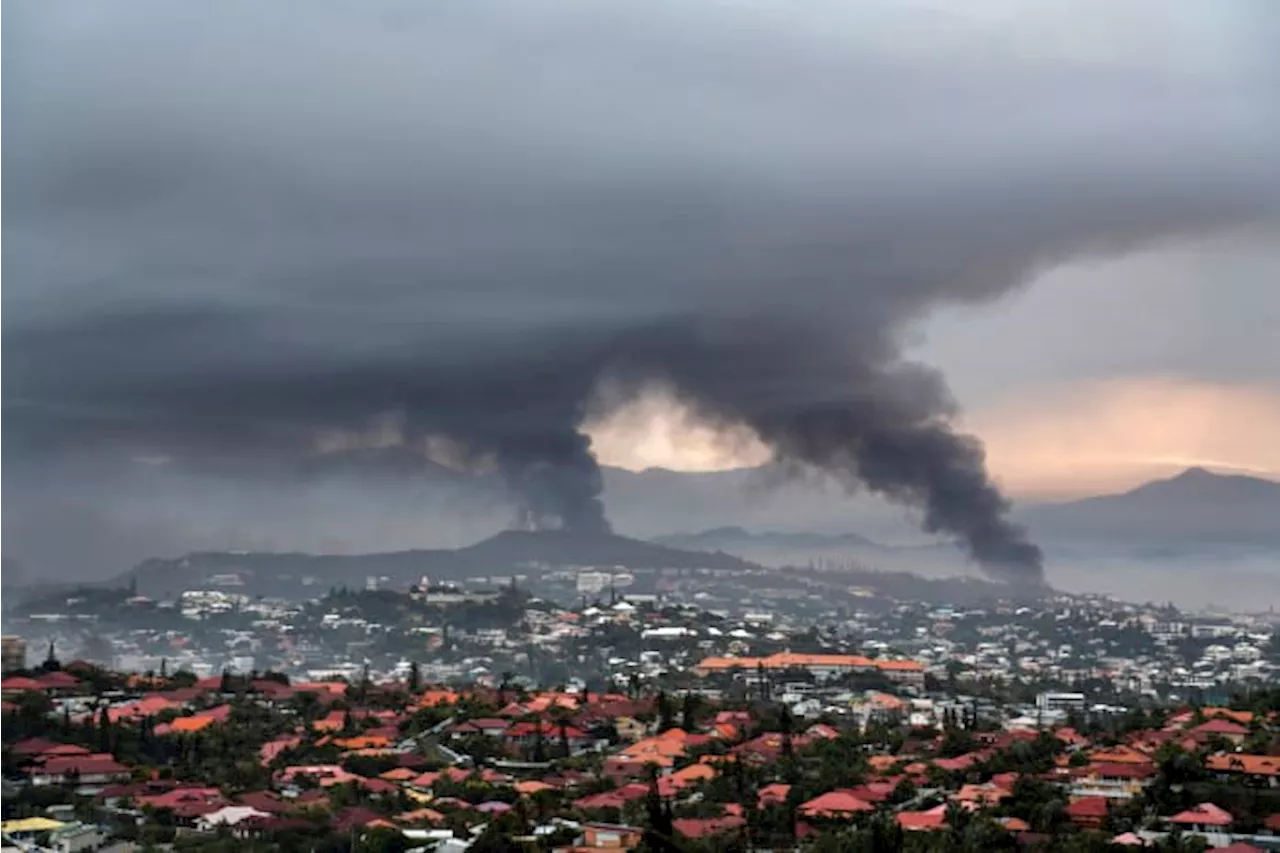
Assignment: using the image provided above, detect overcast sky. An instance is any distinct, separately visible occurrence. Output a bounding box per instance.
[910,232,1280,493]
[4,0,1280,575]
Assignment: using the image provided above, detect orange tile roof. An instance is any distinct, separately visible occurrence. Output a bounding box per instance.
[168,716,217,733]
[622,736,688,760]
[380,768,417,782]
[1087,745,1153,765]
[292,681,350,696]
[418,689,461,707]
[799,790,875,818]
[875,659,924,672]
[1206,754,1280,777]
[763,652,876,669]
[670,763,717,786]
[515,780,556,795]
[332,735,393,750]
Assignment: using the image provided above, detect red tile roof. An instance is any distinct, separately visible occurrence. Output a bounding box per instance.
[36,753,130,777]
[897,806,947,831]
[1,676,46,692]
[35,671,82,689]
[11,737,62,756]
[799,790,875,818]
[573,783,649,811]
[1088,762,1157,780]
[672,816,745,839]
[1192,718,1249,736]
[1168,803,1233,827]
[1065,797,1109,818]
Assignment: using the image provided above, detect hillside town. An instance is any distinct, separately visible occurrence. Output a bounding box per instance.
[5,561,1276,710]
[4,650,1280,853]
[4,566,1280,853]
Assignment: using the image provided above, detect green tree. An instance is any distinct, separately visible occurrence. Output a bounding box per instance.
[97,705,113,754]
[657,691,676,733]
[407,661,421,693]
[681,692,701,732]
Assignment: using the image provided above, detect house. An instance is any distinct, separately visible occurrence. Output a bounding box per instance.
[1168,708,1253,728]
[1166,802,1233,833]
[798,790,875,820]
[34,671,83,694]
[1,817,106,853]
[260,735,302,766]
[1111,832,1145,846]
[135,785,235,823]
[505,720,591,748]
[107,695,184,724]
[695,653,876,681]
[954,782,1010,807]
[672,815,745,840]
[1064,796,1109,830]
[12,739,90,760]
[30,753,130,787]
[357,777,401,796]
[898,805,947,831]
[1207,754,1280,787]
[1,676,47,695]
[1087,745,1153,766]
[277,764,359,787]
[1071,762,1157,800]
[236,791,290,814]
[292,789,331,812]
[656,763,717,797]
[330,733,395,751]
[395,807,445,825]
[417,689,462,707]
[555,822,643,851]
[758,783,791,808]
[1190,719,1249,746]
[155,704,233,736]
[573,784,650,812]
[196,806,270,831]
[331,806,395,832]
[450,718,510,738]
[876,659,926,688]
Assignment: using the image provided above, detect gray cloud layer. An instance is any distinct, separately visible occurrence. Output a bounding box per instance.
[5,0,1280,582]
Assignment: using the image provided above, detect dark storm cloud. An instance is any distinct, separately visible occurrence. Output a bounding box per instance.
[5,0,1280,581]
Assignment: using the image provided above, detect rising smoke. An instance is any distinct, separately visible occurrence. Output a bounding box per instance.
[4,0,1279,583]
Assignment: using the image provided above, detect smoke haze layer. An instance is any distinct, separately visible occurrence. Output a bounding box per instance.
[5,0,1280,583]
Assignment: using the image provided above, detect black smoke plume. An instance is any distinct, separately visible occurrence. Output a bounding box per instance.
[5,0,1279,583]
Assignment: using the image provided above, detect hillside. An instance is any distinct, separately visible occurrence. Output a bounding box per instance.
[116,529,757,599]
[1018,467,1280,546]
[656,526,883,551]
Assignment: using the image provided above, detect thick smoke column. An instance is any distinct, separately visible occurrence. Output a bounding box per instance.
[5,0,1279,582]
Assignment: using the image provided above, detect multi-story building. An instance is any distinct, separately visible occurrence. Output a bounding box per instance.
[1,636,27,673]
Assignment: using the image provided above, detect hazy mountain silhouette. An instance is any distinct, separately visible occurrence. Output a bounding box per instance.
[106,529,757,598]
[458,529,754,571]
[1019,467,1280,546]
[655,526,885,552]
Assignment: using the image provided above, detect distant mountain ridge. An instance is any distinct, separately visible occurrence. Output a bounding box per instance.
[655,526,885,552]
[1018,467,1280,546]
[112,529,758,599]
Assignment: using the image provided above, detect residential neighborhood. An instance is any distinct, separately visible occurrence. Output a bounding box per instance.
[4,640,1280,852]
